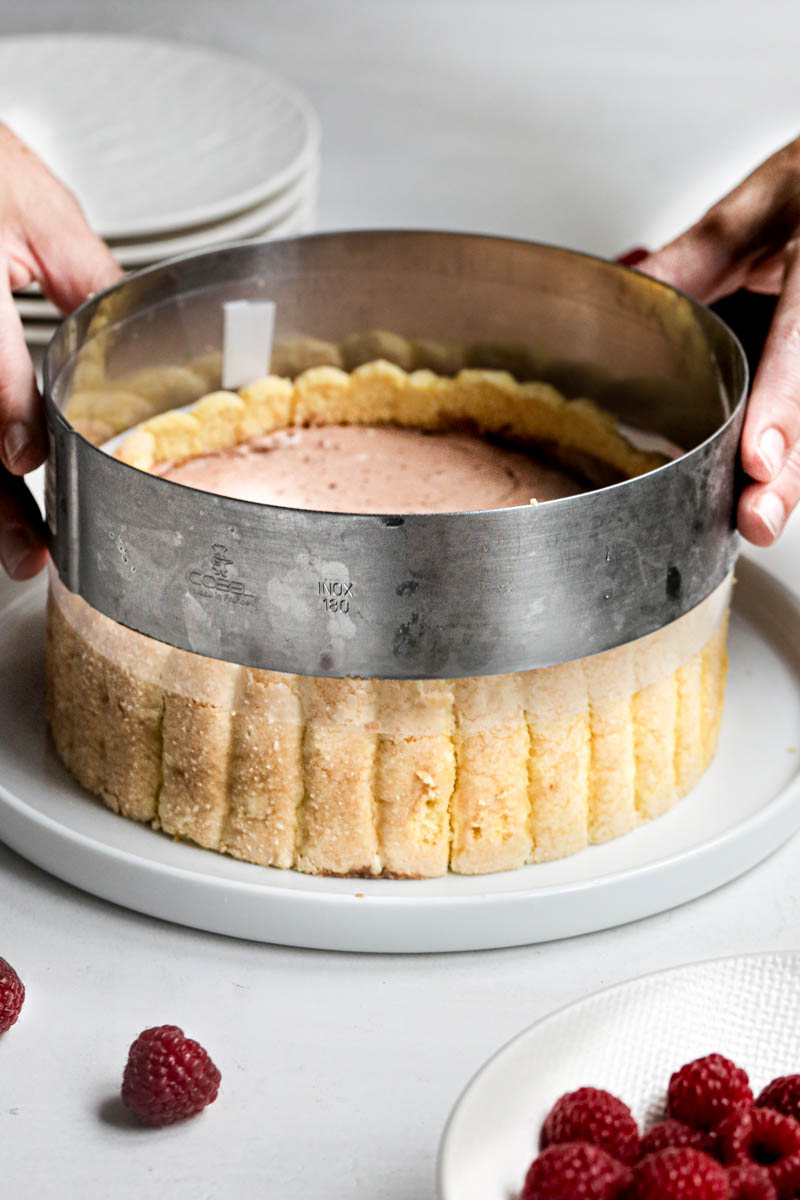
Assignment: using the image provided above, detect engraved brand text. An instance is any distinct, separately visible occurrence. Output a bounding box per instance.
[188,543,256,606]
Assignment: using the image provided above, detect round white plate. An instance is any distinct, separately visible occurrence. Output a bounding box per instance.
[437,950,800,1199]
[0,559,798,953]
[0,34,320,238]
[107,166,319,266]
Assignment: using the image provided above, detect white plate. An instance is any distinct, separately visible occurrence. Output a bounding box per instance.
[0,558,798,952]
[21,322,59,346]
[108,166,319,266]
[0,34,320,238]
[14,297,61,320]
[437,951,800,1199]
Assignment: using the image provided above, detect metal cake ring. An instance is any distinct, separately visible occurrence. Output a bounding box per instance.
[42,231,748,680]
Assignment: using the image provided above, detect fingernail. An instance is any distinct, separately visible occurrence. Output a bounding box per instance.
[0,522,36,575]
[2,420,31,469]
[756,427,786,480]
[615,246,650,266]
[755,491,785,539]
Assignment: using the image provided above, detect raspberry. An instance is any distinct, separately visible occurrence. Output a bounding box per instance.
[769,1154,800,1198]
[718,1107,800,1165]
[121,1025,221,1126]
[632,1148,730,1198]
[717,1108,800,1197]
[727,1164,777,1199]
[758,1078,800,1125]
[0,957,25,1034]
[521,1143,632,1200]
[540,1087,640,1164]
[640,1119,714,1158]
[668,1054,754,1129]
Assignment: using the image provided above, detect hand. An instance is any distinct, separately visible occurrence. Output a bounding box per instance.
[0,123,122,580]
[633,134,800,546]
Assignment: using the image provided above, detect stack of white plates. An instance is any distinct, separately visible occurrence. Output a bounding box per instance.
[0,35,320,347]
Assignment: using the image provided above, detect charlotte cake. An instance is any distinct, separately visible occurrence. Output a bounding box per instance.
[47,356,730,878]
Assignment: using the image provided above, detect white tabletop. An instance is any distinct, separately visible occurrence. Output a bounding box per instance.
[3,2,800,1196]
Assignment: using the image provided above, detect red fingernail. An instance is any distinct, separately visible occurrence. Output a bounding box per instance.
[0,522,37,576]
[615,246,650,267]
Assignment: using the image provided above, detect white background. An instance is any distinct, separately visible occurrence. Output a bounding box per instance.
[2,2,800,1196]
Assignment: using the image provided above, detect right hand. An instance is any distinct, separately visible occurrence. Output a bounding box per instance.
[0,123,122,580]
[632,134,800,546]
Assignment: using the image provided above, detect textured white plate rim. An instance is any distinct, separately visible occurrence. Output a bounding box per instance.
[0,556,799,951]
[435,949,800,1198]
[0,33,321,237]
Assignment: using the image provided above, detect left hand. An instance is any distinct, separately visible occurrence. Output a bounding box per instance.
[0,123,122,580]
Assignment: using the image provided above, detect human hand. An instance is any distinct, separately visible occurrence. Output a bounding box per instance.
[0,123,122,580]
[633,134,800,546]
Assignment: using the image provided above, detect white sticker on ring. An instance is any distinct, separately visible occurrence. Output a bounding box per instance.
[222,299,276,389]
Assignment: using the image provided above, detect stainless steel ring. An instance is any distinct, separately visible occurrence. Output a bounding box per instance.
[43,230,748,679]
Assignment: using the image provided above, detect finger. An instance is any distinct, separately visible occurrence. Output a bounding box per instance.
[0,123,124,312]
[739,241,800,485]
[0,471,48,579]
[0,260,46,475]
[635,216,752,305]
[31,201,122,313]
[737,438,800,545]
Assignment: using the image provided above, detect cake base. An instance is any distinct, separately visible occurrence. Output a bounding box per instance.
[46,570,730,878]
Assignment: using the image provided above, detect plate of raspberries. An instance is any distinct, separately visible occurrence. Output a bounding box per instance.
[437,952,800,1199]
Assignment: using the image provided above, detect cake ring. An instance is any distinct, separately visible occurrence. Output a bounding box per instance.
[42,232,747,877]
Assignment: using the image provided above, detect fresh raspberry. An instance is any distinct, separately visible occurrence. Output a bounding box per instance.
[121,1025,221,1126]
[632,1148,730,1198]
[717,1106,800,1165]
[520,1143,632,1200]
[540,1087,640,1164]
[668,1054,754,1129]
[0,957,25,1034]
[716,1108,800,1197]
[640,1119,713,1158]
[727,1163,777,1199]
[758,1078,800,1125]
[769,1153,800,1199]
